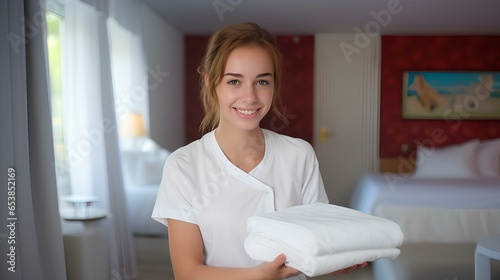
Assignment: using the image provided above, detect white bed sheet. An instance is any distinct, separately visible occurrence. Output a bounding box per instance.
[350,174,500,243]
[125,184,167,237]
[350,174,500,213]
[375,206,500,243]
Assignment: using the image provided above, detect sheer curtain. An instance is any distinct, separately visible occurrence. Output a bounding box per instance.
[62,0,136,278]
[108,0,150,131]
[1,0,66,279]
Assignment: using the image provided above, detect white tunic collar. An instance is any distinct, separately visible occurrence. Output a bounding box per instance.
[208,129,275,209]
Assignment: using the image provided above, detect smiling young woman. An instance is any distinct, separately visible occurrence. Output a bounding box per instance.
[152,22,364,280]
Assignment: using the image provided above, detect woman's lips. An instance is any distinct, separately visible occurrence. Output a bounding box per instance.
[234,108,260,118]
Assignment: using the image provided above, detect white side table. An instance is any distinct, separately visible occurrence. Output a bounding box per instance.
[61,195,107,221]
[475,234,500,280]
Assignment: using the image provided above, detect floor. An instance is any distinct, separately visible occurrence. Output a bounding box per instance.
[134,236,374,280]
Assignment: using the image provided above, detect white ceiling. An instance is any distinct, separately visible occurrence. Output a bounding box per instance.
[139,0,500,35]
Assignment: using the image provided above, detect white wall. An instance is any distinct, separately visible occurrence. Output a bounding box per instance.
[141,4,185,151]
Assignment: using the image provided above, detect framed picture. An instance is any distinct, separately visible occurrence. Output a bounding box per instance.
[402,71,500,120]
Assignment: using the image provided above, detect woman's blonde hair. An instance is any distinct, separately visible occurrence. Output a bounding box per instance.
[197,22,288,134]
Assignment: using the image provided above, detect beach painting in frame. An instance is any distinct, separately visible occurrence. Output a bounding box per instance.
[402,71,500,119]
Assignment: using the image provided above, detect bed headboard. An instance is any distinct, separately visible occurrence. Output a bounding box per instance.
[380,157,416,174]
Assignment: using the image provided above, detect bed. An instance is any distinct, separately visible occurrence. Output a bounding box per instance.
[350,138,500,280]
[124,183,168,236]
[120,142,170,237]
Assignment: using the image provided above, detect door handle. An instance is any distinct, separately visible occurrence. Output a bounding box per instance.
[319,126,333,144]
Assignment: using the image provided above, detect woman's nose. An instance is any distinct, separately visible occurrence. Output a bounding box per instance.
[241,84,258,102]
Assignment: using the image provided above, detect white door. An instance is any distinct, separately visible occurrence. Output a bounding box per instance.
[314,34,380,206]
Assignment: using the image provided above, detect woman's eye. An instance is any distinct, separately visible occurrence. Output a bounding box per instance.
[257,80,270,86]
[228,80,239,85]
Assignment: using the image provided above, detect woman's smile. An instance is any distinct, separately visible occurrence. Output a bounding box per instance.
[234,107,260,118]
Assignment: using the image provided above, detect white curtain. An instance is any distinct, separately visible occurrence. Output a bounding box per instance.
[62,0,137,278]
[1,0,66,279]
[63,0,109,199]
[107,0,150,132]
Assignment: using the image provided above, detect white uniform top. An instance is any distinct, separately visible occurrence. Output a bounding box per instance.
[152,129,329,280]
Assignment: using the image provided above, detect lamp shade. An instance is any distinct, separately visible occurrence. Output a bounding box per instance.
[121,112,147,138]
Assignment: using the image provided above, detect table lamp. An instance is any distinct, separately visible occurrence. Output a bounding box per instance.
[120,112,147,149]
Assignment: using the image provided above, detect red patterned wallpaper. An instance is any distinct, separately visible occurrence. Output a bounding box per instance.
[380,35,500,157]
[184,35,314,144]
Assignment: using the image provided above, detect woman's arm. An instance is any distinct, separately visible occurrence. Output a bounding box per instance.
[167,219,301,280]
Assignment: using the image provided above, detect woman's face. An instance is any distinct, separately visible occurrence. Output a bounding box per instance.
[215,45,274,132]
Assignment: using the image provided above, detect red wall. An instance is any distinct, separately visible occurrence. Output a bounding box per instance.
[184,36,207,144]
[184,35,315,144]
[380,36,500,157]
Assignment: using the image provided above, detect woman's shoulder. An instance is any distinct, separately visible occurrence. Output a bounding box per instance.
[164,132,213,167]
[263,129,313,149]
[263,129,315,156]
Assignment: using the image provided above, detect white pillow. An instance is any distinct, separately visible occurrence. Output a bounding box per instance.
[412,139,480,178]
[135,150,170,184]
[477,138,500,177]
[121,149,170,185]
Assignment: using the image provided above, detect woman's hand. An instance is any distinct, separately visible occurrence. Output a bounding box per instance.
[257,254,301,280]
[330,262,369,275]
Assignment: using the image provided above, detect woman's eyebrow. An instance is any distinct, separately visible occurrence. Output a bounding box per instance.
[224,73,243,77]
[223,72,273,78]
[256,73,273,78]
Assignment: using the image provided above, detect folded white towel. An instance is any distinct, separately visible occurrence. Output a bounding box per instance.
[244,203,404,277]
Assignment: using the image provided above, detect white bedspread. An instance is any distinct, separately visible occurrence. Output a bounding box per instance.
[244,203,404,277]
[350,174,500,243]
[125,184,168,237]
[350,174,500,214]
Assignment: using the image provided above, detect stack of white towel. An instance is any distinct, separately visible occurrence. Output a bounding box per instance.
[244,203,404,277]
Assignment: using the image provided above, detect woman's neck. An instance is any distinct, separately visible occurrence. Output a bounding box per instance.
[215,127,265,173]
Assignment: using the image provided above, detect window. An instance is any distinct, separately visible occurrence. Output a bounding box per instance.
[44,3,138,276]
[46,10,71,199]
[46,0,153,219]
